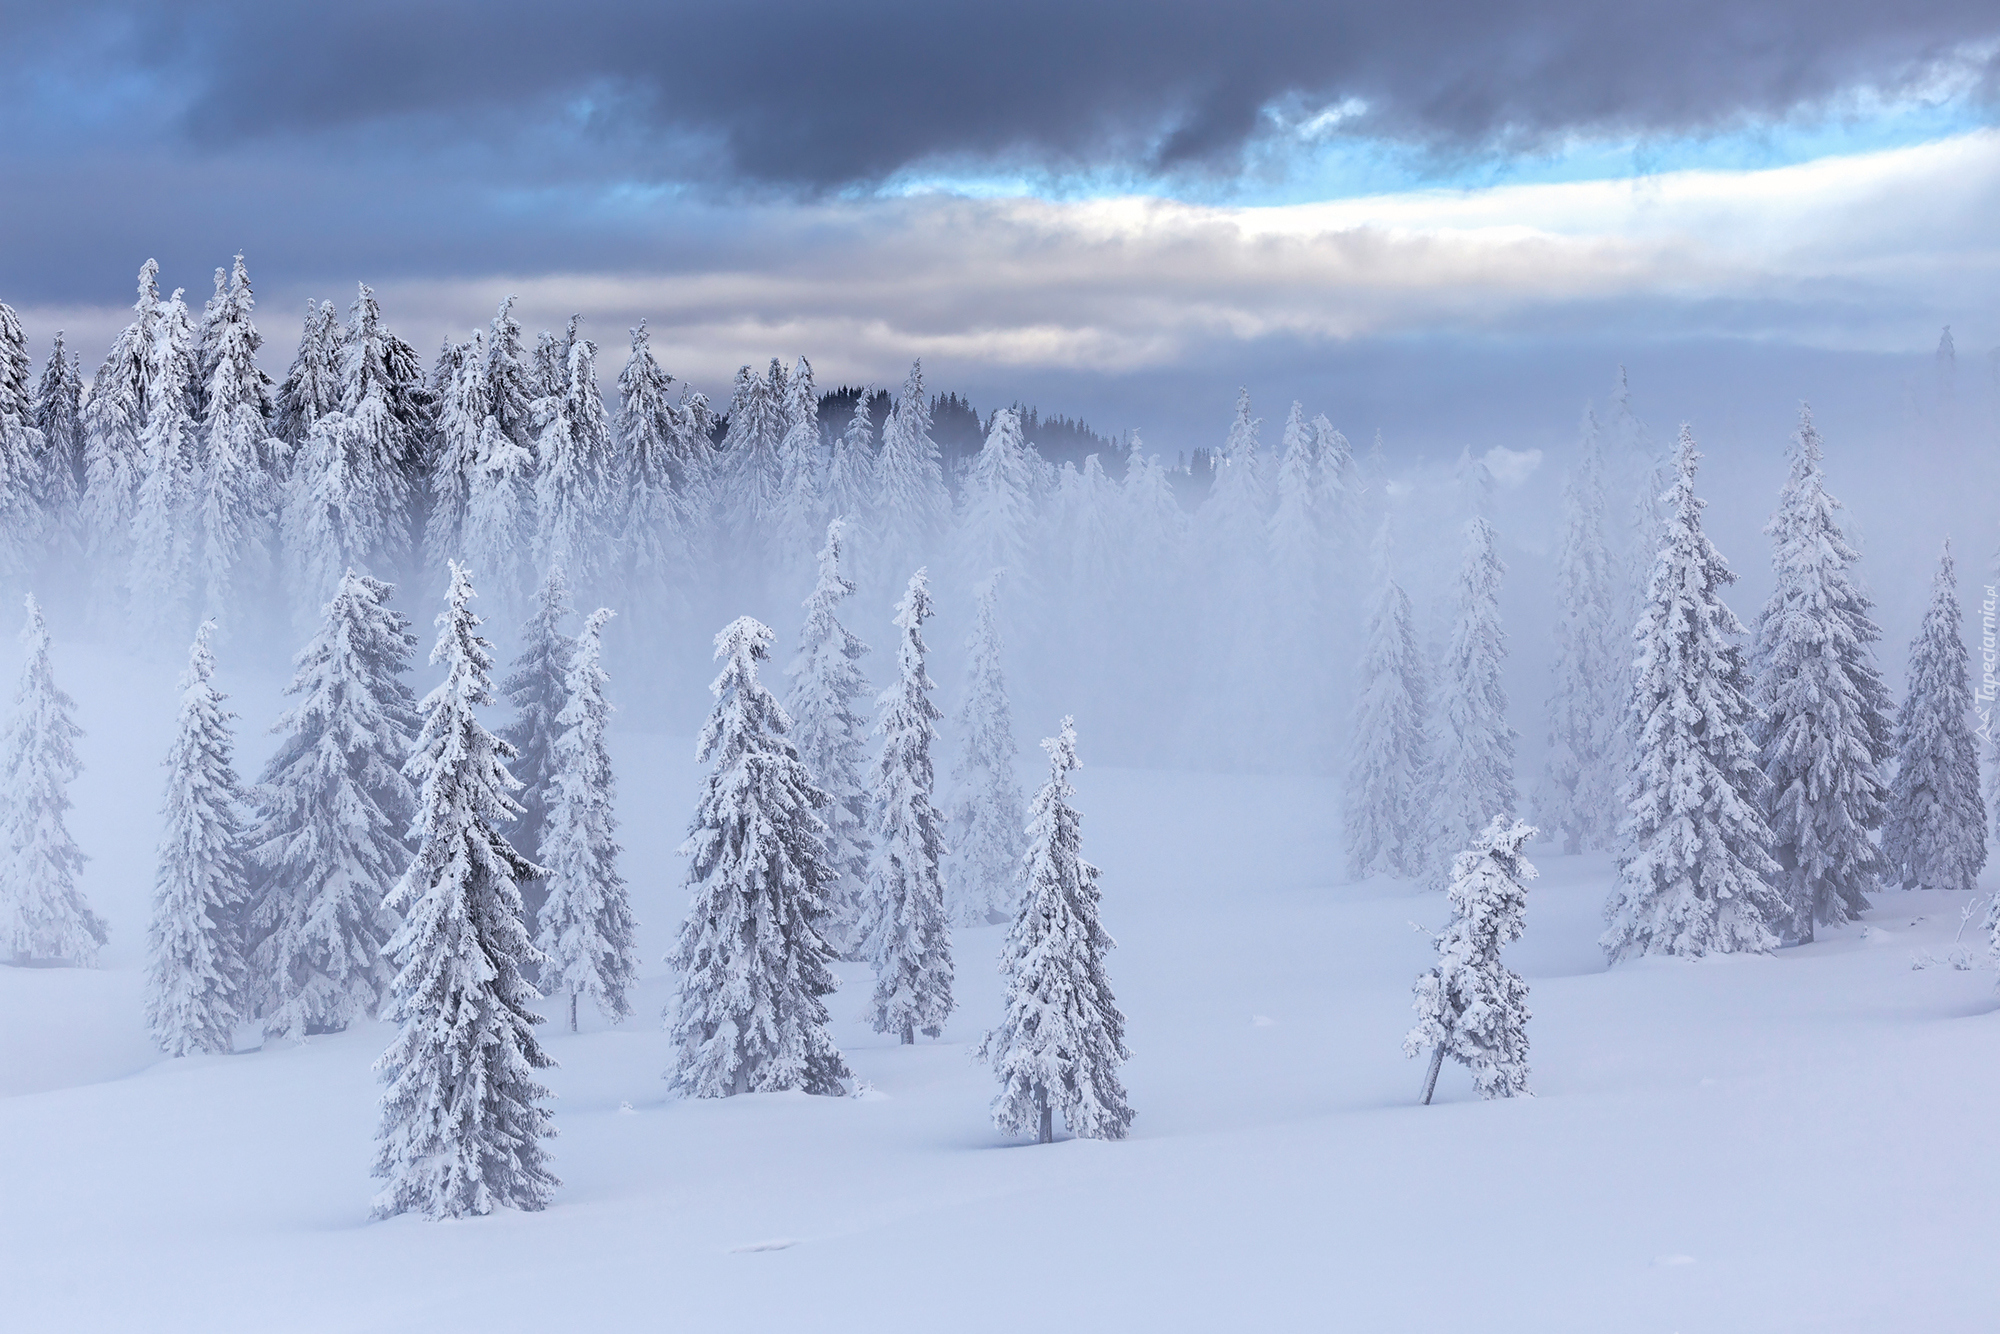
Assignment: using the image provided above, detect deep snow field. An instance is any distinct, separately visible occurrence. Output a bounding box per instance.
[4,638,1998,1333]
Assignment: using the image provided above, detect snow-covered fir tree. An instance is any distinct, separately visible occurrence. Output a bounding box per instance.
[719,361,787,537]
[825,391,878,530]
[144,621,251,1056]
[373,562,556,1219]
[665,615,849,1097]
[275,300,343,452]
[1602,427,1787,961]
[1345,520,1431,880]
[860,571,954,1043]
[461,411,536,617]
[872,362,949,576]
[82,261,161,593]
[1882,542,1986,892]
[128,289,200,640]
[1534,410,1622,854]
[1750,405,1893,940]
[783,519,874,959]
[1269,400,1318,581]
[0,302,47,575]
[946,571,1025,926]
[1121,430,1187,577]
[32,332,85,557]
[1424,517,1518,883]
[774,356,826,574]
[0,595,105,964]
[615,321,690,594]
[247,573,418,1038]
[499,566,574,897]
[977,717,1133,1144]
[535,608,638,1031]
[1200,388,1268,560]
[484,296,539,452]
[1405,815,1535,1104]
[534,336,615,587]
[1310,414,1362,573]
[196,255,281,622]
[422,331,488,572]
[958,407,1039,595]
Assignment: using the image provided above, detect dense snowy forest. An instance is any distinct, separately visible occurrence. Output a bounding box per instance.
[0,257,1996,1226]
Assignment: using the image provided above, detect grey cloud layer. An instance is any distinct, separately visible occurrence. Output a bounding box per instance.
[15,0,2000,187]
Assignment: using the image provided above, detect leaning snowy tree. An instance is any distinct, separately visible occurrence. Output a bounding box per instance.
[500,565,575,925]
[946,570,1025,925]
[859,570,955,1044]
[1881,541,1985,893]
[0,595,105,964]
[1424,517,1518,884]
[1406,815,1536,1105]
[783,518,874,959]
[1534,410,1622,854]
[247,572,418,1038]
[1750,406,1893,941]
[1344,520,1430,880]
[1602,427,1787,961]
[536,608,639,1031]
[977,717,1133,1144]
[144,621,251,1057]
[372,562,557,1220]
[665,616,849,1097]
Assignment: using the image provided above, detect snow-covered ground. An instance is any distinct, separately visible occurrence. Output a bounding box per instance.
[3,643,1998,1332]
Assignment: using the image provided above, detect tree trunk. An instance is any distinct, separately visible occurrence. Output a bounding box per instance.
[1420,1045,1446,1105]
[1038,1096,1052,1144]
[900,1021,913,1045]
[569,991,578,1033]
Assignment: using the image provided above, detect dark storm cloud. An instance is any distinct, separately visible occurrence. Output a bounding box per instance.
[17,0,2000,187]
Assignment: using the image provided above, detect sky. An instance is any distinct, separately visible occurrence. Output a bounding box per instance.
[3,0,1999,466]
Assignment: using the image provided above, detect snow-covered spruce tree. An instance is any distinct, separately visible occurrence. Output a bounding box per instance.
[783,519,874,959]
[665,616,849,1097]
[0,595,105,964]
[1200,388,1269,561]
[500,566,574,894]
[1405,815,1535,1104]
[947,571,1025,926]
[1269,400,1319,581]
[280,286,415,610]
[248,572,418,1038]
[33,332,86,555]
[197,255,282,622]
[1882,542,1985,892]
[616,321,689,594]
[1750,405,1893,940]
[872,362,949,578]
[276,300,343,452]
[534,336,615,588]
[1534,410,1622,854]
[958,406,1038,595]
[373,562,555,1219]
[462,414,536,617]
[422,331,487,573]
[1344,520,1431,880]
[129,289,200,641]
[484,296,539,453]
[825,391,878,530]
[977,717,1133,1144]
[718,361,787,538]
[1311,414,1362,572]
[1121,430,1188,577]
[144,622,251,1056]
[774,356,826,575]
[1424,517,1518,884]
[536,608,638,1031]
[1602,427,1787,961]
[0,302,47,575]
[83,261,161,594]
[859,570,955,1043]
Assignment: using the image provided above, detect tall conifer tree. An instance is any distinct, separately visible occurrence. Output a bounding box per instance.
[1882,542,1986,892]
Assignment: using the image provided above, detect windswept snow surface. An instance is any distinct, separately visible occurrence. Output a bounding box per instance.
[3,645,1998,1331]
